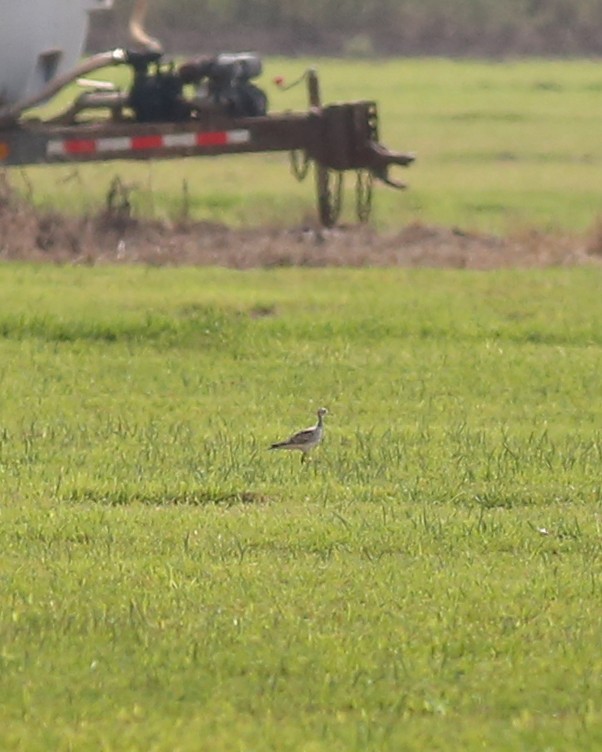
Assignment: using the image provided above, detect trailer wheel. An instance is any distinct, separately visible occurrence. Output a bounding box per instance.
[316,164,343,228]
[355,169,373,223]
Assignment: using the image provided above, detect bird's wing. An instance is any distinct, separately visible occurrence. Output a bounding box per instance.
[290,424,321,443]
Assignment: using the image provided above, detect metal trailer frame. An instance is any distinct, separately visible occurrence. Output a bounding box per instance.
[0,70,414,226]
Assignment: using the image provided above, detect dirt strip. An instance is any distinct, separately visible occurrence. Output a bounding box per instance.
[1,183,601,269]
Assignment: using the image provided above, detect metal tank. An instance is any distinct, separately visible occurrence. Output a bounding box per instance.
[0,0,112,106]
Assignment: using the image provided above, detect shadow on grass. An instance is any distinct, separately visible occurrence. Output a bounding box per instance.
[65,488,270,507]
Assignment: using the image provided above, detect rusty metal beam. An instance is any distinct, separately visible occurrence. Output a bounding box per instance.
[0,102,412,174]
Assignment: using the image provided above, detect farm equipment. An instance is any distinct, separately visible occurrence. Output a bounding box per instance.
[0,0,414,226]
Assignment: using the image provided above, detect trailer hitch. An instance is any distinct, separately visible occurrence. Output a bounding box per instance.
[366,142,416,190]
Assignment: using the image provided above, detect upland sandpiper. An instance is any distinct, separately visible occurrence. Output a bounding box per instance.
[269,407,328,463]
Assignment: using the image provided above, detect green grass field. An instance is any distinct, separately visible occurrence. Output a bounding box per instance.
[11,57,602,232]
[1,264,602,750]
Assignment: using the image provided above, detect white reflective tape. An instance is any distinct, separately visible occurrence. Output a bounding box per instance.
[163,133,196,148]
[227,129,251,144]
[96,137,131,152]
[47,140,65,157]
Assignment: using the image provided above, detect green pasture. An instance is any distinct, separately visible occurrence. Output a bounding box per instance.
[10,57,602,232]
[1,263,602,750]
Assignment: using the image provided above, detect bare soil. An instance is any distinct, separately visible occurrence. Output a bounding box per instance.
[1,180,601,270]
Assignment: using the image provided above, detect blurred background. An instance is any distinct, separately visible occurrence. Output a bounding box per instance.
[89,0,602,57]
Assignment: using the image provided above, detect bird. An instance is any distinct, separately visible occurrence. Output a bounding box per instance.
[269,407,328,463]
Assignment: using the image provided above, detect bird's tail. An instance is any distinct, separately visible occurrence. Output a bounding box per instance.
[269,441,287,449]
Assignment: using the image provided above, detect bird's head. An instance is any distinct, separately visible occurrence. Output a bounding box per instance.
[317,407,328,418]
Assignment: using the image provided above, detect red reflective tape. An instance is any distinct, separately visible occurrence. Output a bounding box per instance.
[196,132,228,146]
[131,135,163,150]
[65,139,97,155]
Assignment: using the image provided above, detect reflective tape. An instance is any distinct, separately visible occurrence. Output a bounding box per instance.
[47,129,251,158]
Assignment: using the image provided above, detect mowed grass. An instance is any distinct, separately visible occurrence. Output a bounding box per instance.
[10,57,602,232]
[1,263,602,750]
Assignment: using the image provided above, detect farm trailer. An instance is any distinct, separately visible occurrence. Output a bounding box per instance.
[0,52,414,227]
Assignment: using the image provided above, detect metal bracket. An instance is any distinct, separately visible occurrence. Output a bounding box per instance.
[365,141,415,189]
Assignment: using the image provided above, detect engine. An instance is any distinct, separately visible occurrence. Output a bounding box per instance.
[127,51,268,123]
